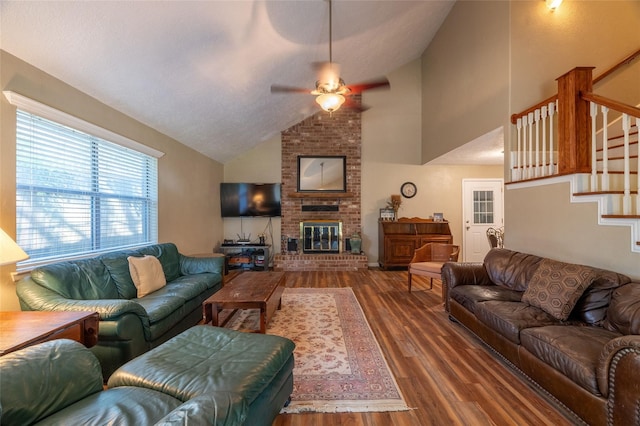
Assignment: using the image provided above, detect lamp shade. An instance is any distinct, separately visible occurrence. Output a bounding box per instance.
[0,228,29,266]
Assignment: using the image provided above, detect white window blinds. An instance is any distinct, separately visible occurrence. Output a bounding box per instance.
[16,109,158,267]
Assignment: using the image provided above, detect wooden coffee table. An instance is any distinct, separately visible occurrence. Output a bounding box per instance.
[202,272,285,333]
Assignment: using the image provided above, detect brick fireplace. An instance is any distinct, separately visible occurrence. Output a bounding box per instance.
[274,97,368,272]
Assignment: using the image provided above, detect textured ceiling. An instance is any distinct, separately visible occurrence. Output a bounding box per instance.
[1,0,455,163]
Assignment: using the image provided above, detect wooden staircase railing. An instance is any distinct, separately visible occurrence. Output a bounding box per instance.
[582,92,639,214]
[592,48,640,85]
[509,68,640,200]
[510,49,640,188]
[508,49,640,251]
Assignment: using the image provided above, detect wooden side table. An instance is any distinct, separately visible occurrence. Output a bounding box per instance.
[0,311,99,356]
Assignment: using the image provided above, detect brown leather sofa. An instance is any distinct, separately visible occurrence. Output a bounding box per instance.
[442,248,640,426]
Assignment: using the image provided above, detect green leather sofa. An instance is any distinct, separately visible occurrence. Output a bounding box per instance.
[0,326,295,425]
[15,243,224,378]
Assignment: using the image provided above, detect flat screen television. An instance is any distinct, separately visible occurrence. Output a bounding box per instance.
[220,183,281,217]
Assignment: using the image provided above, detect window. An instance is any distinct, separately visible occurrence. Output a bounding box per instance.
[15,108,159,267]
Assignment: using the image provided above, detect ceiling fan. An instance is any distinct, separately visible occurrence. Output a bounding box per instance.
[270,0,390,114]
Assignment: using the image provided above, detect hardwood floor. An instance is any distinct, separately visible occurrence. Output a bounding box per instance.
[270,269,577,426]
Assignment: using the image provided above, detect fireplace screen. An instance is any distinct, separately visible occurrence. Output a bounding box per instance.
[300,220,342,253]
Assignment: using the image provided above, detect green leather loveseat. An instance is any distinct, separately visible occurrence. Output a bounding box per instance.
[15,243,224,378]
[0,325,295,425]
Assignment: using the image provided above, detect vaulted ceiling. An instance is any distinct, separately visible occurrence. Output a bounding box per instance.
[0,1,455,163]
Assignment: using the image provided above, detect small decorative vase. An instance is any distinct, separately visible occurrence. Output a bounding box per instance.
[350,233,362,254]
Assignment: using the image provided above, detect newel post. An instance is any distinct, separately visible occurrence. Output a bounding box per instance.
[556,67,594,174]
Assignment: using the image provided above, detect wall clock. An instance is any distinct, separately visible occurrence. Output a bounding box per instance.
[400,182,417,198]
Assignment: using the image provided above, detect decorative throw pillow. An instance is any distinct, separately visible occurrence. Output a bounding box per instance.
[128,255,166,298]
[522,258,596,321]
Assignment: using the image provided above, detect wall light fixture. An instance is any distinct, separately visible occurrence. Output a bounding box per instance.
[546,0,563,11]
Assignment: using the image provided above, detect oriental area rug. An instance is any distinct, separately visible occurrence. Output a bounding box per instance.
[225,287,409,414]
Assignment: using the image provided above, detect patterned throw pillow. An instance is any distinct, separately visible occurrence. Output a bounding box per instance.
[522,258,596,321]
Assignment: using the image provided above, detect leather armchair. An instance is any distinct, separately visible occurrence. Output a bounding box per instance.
[408,243,459,293]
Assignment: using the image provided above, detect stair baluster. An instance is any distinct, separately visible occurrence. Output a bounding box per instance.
[590,102,598,191]
[516,117,522,181]
[534,109,541,177]
[636,117,640,215]
[601,106,610,191]
[549,100,556,175]
[622,114,631,214]
[541,106,548,178]
[527,112,534,179]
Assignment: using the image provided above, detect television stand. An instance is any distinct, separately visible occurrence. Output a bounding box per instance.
[219,244,271,272]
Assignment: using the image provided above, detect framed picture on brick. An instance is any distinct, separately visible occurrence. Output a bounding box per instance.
[297,155,346,192]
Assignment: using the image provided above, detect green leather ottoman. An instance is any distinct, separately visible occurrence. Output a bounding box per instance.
[108,325,295,426]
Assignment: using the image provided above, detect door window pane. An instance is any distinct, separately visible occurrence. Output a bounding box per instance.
[473,190,494,224]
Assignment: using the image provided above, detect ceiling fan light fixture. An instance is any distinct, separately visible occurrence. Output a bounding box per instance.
[313,78,349,96]
[316,93,345,113]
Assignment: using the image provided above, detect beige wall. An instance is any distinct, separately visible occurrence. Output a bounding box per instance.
[0,50,224,310]
[362,162,503,261]
[362,59,503,263]
[421,0,510,165]
[223,136,282,255]
[507,181,639,279]
[510,0,640,113]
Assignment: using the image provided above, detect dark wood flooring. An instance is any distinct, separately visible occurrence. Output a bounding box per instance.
[265,269,577,426]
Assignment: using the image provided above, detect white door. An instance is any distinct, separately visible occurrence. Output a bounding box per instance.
[462,179,504,262]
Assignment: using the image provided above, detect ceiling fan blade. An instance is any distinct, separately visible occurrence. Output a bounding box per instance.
[346,78,390,94]
[343,97,370,113]
[270,85,312,94]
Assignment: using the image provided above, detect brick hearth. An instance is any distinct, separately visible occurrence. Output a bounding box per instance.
[273,253,368,272]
